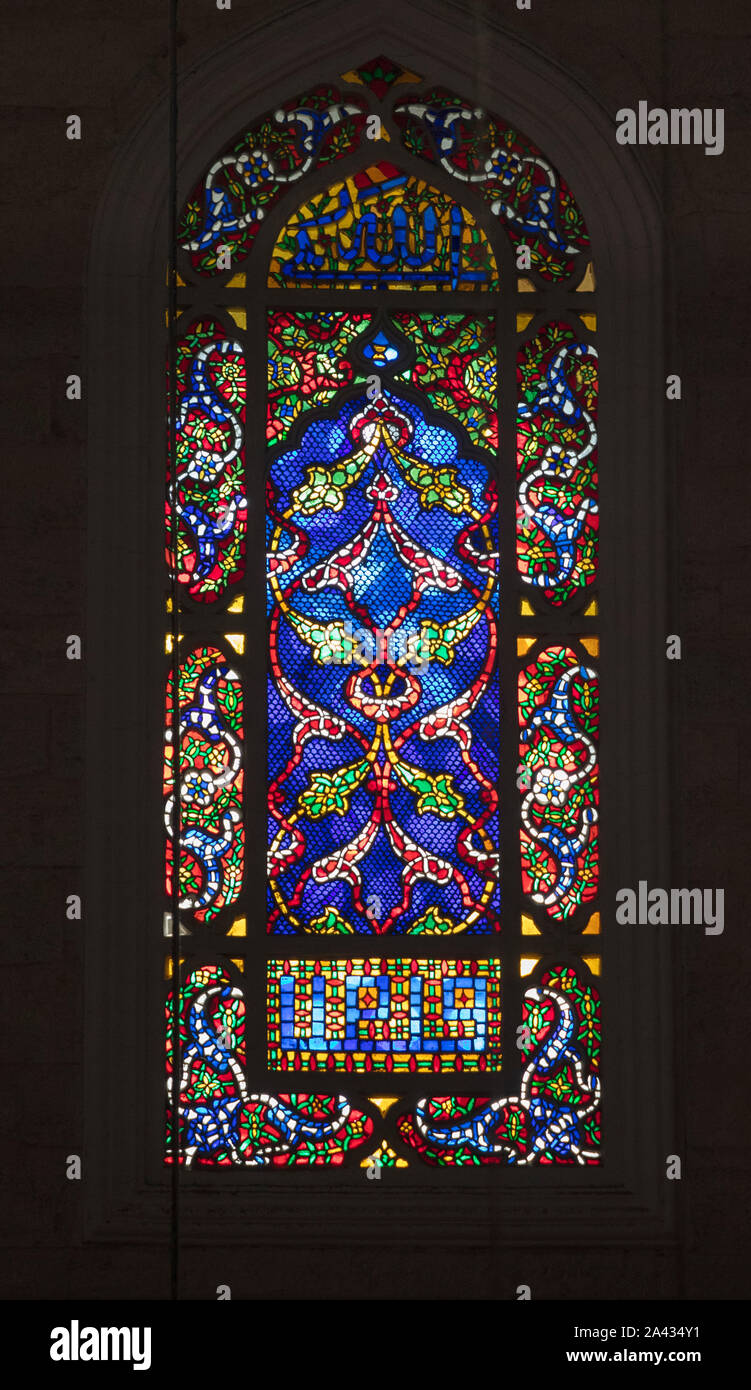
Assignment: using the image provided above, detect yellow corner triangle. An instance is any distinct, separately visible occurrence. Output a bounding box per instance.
[368,1096,400,1117]
[575,261,596,292]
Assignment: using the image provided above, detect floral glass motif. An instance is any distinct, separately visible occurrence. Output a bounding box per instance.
[393,313,497,450]
[267,315,499,936]
[268,310,497,450]
[397,964,600,1164]
[164,647,244,922]
[268,162,498,291]
[168,321,246,603]
[393,91,590,282]
[167,964,373,1165]
[518,646,598,919]
[179,86,370,276]
[517,322,598,604]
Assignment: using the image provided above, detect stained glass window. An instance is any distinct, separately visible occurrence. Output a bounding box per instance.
[166,57,601,1168]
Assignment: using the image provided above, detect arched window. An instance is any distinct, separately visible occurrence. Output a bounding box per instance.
[86,14,667,1244]
[165,57,601,1170]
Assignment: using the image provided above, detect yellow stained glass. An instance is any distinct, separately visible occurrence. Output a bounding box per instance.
[368,1096,400,1117]
[341,64,421,88]
[575,261,596,292]
[360,1141,408,1168]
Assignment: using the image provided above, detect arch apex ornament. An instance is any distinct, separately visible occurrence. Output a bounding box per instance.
[339,55,424,98]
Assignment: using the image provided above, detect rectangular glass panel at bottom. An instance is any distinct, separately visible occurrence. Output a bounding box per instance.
[267,957,502,1073]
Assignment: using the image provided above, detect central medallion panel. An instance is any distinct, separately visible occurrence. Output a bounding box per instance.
[267,313,500,937]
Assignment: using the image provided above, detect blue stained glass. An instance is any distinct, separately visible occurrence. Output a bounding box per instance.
[267,318,500,936]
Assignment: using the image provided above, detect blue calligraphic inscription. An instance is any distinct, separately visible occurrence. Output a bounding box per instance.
[270,958,502,1072]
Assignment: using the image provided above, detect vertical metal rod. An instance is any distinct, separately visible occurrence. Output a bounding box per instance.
[167,0,180,1304]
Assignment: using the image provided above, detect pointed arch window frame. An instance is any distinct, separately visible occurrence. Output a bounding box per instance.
[85,7,675,1247]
